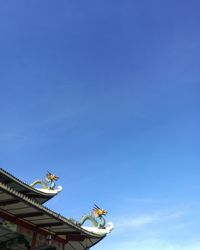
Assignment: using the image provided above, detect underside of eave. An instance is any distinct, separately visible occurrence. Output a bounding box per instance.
[0,181,105,240]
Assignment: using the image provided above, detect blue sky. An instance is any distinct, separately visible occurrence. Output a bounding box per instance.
[0,1,200,249]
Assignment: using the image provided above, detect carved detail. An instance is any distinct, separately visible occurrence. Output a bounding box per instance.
[78,204,107,229]
[30,172,59,190]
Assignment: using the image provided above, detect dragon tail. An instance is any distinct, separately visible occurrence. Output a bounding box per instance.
[30,180,48,189]
[78,215,98,227]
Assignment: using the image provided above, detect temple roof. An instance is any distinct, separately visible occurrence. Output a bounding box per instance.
[0,169,107,249]
[0,168,58,204]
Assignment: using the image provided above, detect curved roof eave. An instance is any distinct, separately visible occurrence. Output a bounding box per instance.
[0,168,58,204]
[0,181,106,240]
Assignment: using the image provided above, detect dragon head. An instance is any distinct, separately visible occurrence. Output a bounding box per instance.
[46,172,59,181]
[93,204,108,217]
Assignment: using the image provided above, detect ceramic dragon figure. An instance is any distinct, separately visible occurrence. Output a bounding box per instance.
[30,171,59,190]
[78,204,107,229]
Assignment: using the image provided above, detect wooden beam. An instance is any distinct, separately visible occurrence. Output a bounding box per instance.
[0,199,20,206]
[17,212,44,218]
[37,222,64,227]
[65,234,86,242]
[55,231,80,236]
[20,191,48,198]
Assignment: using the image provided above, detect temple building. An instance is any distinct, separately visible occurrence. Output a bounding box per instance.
[0,168,113,250]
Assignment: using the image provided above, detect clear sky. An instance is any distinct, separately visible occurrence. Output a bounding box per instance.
[0,1,200,249]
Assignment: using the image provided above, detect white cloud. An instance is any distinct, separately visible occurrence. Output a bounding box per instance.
[95,239,200,250]
[114,210,185,231]
[93,207,200,250]
[118,214,158,229]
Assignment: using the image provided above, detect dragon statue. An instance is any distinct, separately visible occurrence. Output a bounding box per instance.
[77,204,107,229]
[30,171,59,190]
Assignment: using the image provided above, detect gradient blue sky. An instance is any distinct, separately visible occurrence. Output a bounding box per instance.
[1,1,200,249]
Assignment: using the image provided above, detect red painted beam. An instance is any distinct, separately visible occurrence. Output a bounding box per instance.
[30,231,37,250]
